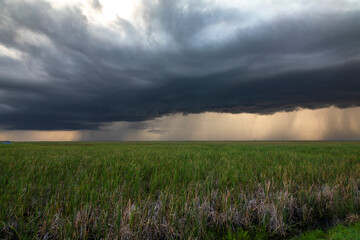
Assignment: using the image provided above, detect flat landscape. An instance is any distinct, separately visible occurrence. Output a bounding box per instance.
[1,142,359,239]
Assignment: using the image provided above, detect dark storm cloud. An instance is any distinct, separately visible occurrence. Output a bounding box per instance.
[0,0,360,130]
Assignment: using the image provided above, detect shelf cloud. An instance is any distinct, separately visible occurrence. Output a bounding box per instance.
[0,0,360,131]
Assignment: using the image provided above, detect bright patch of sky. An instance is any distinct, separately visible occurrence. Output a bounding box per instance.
[0,44,23,60]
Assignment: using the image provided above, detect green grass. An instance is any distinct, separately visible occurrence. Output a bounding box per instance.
[0,142,359,239]
[291,223,360,240]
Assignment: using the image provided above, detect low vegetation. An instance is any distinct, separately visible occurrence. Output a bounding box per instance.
[1,142,359,239]
[291,222,360,240]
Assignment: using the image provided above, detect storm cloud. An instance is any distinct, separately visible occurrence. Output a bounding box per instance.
[0,0,360,130]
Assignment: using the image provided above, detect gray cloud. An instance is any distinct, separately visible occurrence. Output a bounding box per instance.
[0,0,359,130]
[91,0,102,11]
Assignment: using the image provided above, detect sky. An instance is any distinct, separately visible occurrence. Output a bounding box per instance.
[0,0,360,141]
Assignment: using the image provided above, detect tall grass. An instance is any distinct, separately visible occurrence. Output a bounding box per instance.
[0,142,359,239]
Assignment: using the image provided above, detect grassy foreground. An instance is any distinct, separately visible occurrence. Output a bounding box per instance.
[0,142,359,239]
[291,222,360,240]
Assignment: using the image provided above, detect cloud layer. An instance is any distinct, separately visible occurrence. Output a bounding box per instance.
[2,107,360,141]
[0,0,360,130]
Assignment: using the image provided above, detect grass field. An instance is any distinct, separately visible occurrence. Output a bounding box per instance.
[1,142,359,239]
[291,222,360,240]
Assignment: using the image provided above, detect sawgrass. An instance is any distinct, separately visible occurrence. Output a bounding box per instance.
[0,142,359,239]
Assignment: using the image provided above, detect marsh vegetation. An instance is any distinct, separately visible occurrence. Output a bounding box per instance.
[1,142,359,239]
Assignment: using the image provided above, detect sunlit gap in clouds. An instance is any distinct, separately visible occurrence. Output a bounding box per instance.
[2,107,359,141]
[49,0,141,24]
[0,130,80,142]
